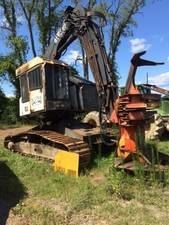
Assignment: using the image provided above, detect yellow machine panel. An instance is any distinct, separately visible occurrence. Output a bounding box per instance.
[53,150,79,177]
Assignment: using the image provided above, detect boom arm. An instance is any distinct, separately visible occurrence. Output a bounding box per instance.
[44,5,117,119]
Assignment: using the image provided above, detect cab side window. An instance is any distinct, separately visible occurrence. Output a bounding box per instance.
[28,67,42,91]
[20,74,29,103]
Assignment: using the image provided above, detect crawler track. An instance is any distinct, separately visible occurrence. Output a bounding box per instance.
[4,128,91,169]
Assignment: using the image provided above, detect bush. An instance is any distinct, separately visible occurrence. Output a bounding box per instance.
[0,89,8,117]
[0,97,19,124]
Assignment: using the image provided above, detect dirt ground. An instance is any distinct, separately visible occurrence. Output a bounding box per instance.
[0,126,33,143]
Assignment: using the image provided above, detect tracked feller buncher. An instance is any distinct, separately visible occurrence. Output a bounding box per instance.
[4,5,114,177]
[4,5,169,176]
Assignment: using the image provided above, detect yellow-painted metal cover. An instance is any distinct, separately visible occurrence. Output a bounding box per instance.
[53,150,79,177]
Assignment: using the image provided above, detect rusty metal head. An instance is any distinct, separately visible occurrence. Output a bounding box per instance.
[125,51,164,94]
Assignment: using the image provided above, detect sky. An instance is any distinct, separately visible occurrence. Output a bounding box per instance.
[0,0,169,96]
[116,0,169,88]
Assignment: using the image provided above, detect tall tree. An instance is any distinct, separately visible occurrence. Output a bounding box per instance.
[34,0,63,54]
[18,0,37,57]
[0,0,28,96]
[0,0,63,96]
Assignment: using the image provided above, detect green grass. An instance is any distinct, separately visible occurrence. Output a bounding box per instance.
[1,140,169,225]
